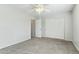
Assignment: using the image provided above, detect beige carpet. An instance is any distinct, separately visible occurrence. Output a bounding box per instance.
[0,37,79,54]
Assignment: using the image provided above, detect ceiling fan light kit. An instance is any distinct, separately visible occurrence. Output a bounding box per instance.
[33,4,45,14]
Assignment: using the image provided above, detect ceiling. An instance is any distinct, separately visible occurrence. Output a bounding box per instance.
[12,4,74,12]
[11,4,75,19]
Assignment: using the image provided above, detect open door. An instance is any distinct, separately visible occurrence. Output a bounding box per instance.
[31,19,36,38]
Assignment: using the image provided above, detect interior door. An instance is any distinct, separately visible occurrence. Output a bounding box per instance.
[31,19,36,38]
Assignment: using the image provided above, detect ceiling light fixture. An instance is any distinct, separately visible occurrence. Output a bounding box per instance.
[34,4,45,14]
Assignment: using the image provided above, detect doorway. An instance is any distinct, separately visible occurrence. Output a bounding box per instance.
[31,19,36,38]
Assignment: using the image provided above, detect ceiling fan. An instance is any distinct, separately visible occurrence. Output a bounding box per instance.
[32,4,49,14]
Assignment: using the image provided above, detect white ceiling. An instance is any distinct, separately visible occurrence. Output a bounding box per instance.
[11,4,75,18]
[13,4,74,11]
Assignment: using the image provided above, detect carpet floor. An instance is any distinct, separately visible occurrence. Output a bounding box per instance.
[0,37,79,54]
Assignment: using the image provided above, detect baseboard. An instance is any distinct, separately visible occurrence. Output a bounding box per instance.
[42,37,64,40]
[72,41,79,51]
[0,37,31,49]
[33,37,71,41]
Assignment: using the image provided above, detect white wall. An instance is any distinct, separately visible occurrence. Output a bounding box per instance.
[72,5,79,51]
[36,19,42,37]
[44,14,64,39]
[0,5,31,49]
[35,12,72,41]
[45,13,72,40]
[64,12,73,41]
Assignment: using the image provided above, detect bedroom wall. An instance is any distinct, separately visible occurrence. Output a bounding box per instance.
[36,18,42,37]
[35,12,72,41]
[44,12,72,40]
[0,5,31,49]
[64,12,73,41]
[72,5,79,51]
[35,4,73,41]
[44,14,65,39]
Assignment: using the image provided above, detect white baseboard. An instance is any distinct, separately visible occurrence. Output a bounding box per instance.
[72,41,79,51]
[0,37,31,49]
